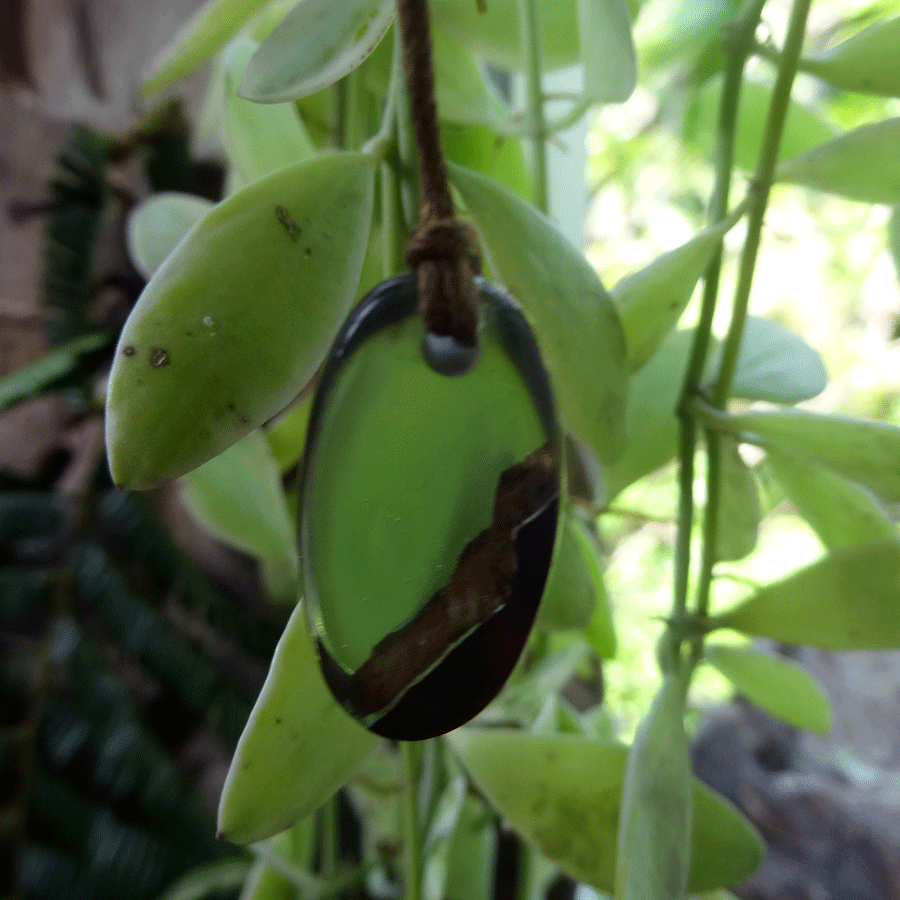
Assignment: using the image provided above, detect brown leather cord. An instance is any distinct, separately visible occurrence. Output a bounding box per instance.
[395,0,482,346]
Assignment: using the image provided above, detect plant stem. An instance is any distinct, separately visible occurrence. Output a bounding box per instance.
[320,797,339,879]
[670,0,768,631]
[517,0,549,214]
[402,741,424,900]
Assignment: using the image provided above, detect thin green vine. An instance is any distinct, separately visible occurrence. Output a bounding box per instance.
[517,0,549,214]
[402,741,424,900]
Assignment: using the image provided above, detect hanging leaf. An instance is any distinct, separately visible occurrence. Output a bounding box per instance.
[704,643,831,733]
[615,676,692,900]
[180,431,298,604]
[802,16,900,99]
[612,212,739,371]
[577,0,636,103]
[685,77,836,171]
[240,0,394,102]
[726,408,900,502]
[433,33,511,131]
[443,797,497,900]
[447,729,763,894]
[106,152,376,489]
[222,37,315,185]
[715,438,760,562]
[127,193,214,280]
[442,123,533,201]
[715,538,900,649]
[449,163,628,464]
[766,451,895,550]
[538,508,605,634]
[775,118,900,205]
[217,603,376,844]
[265,397,313,473]
[430,0,581,71]
[142,0,272,95]
[423,767,469,900]
[728,315,828,404]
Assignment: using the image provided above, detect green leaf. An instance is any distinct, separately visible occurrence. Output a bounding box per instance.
[766,450,895,550]
[716,539,900,649]
[223,37,315,185]
[0,332,108,411]
[158,860,252,900]
[265,397,313,473]
[433,33,511,130]
[430,0,581,70]
[615,676,692,900]
[449,164,628,464]
[447,729,763,894]
[728,315,828,403]
[106,152,376,489]
[728,408,900,502]
[685,77,836,171]
[538,509,606,634]
[126,193,214,279]
[612,212,739,371]
[577,0,636,103]
[238,859,295,900]
[241,0,394,102]
[423,767,468,900]
[802,16,900,99]
[142,0,272,94]
[704,643,831,734]
[715,438,760,562]
[442,123,532,201]
[444,796,497,900]
[180,431,298,604]
[775,118,900,205]
[217,602,376,844]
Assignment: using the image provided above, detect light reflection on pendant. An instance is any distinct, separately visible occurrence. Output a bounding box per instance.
[299,272,563,740]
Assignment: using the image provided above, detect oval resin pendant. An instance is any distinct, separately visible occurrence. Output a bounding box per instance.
[299,273,562,740]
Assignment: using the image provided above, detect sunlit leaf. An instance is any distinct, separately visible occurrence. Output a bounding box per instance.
[181,431,298,604]
[430,0,581,70]
[728,408,900,501]
[766,451,895,550]
[615,676,692,900]
[612,212,739,371]
[241,0,394,102]
[448,729,763,893]
[775,118,900,204]
[450,164,628,464]
[715,539,900,649]
[442,123,532,201]
[142,0,272,94]
[704,643,831,733]
[106,153,375,489]
[715,438,760,562]
[222,37,315,184]
[217,603,376,844]
[802,16,900,99]
[578,0,636,103]
[728,316,828,403]
[126,193,214,280]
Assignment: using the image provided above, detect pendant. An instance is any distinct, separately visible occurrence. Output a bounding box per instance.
[299,272,562,740]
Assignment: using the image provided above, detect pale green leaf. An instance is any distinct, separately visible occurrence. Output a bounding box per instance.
[578,0,636,104]
[716,539,900,649]
[802,16,900,98]
[106,153,375,489]
[615,676,692,900]
[430,0,581,70]
[715,439,760,562]
[238,859,294,900]
[126,193,214,280]
[265,397,313,473]
[241,0,394,102]
[223,37,315,184]
[728,316,828,404]
[729,408,900,501]
[766,450,895,550]
[181,431,298,604]
[449,164,628,464]
[442,122,533,201]
[423,768,468,900]
[444,797,497,900]
[0,332,108,411]
[612,212,739,371]
[775,118,900,204]
[217,603,376,844]
[142,0,271,94]
[447,729,763,894]
[704,643,831,733]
